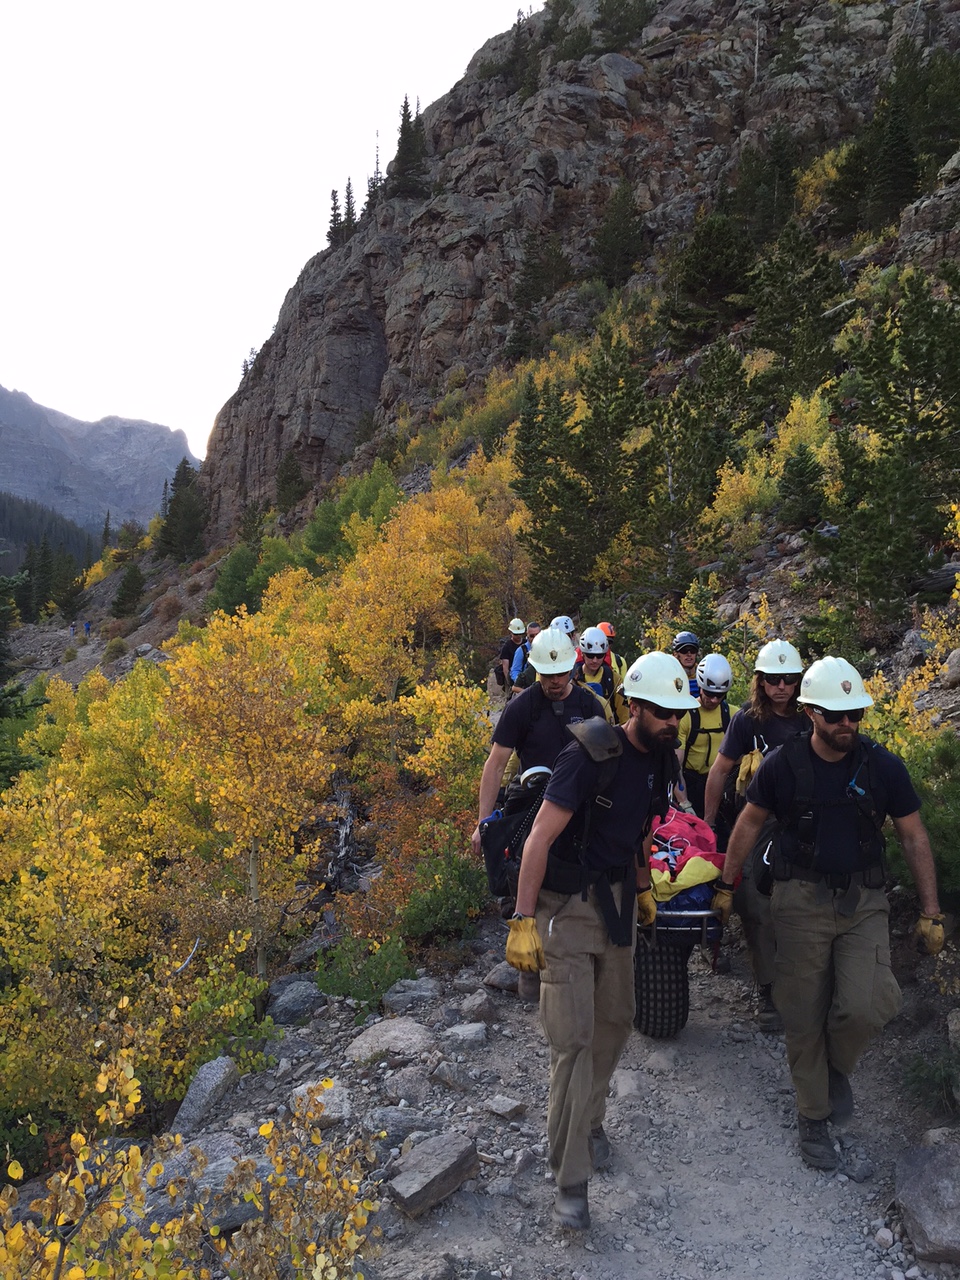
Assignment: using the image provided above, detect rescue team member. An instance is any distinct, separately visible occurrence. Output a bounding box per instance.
[703,639,806,1031]
[498,618,527,691]
[573,626,628,723]
[506,653,698,1229]
[712,657,944,1171]
[509,621,541,691]
[671,630,700,696]
[598,621,628,686]
[675,653,738,822]
[471,627,607,860]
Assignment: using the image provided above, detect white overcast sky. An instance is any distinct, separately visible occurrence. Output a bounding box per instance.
[1,1,543,459]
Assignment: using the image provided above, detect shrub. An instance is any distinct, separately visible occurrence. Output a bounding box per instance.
[102,637,128,662]
[62,646,77,663]
[153,593,183,624]
[400,825,488,943]
[318,935,414,1017]
[904,1048,960,1115]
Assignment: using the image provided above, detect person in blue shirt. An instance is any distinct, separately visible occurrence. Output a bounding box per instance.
[509,622,541,690]
[671,630,700,696]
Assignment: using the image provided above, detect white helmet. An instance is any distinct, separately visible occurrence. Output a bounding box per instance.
[508,617,525,635]
[755,639,803,674]
[797,656,873,711]
[549,615,576,637]
[621,652,700,710]
[580,626,609,656]
[696,653,732,695]
[528,627,577,675]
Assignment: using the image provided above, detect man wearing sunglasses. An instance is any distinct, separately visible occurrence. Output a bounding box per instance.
[703,639,807,1030]
[671,630,700,695]
[505,652,697,1229]
[713,656,944,1172]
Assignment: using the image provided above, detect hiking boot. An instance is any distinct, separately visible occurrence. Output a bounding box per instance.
[797,1114,838,1171]
[756,984,784,1033]
[554,1181,590,1230]
[589,1125,611,1171]
[828,1065,854,1125]
[517,971,541,1004]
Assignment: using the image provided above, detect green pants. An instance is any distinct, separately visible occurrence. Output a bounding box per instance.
[770,877,902,1119]
[536,882,636,1188]
[733,818,777,986]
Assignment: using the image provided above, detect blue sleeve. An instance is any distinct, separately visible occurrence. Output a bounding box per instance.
[510,645,526,680]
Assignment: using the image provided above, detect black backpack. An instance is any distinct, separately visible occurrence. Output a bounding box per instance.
[479,719,621,900]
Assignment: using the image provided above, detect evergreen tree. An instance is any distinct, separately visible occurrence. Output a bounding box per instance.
[866,89,919,229]
[53,572,88,621]
[13,546,37,623]
[33,537,54,617]
[101,510,112,549]
[206,544,261,616]
[111,562,146,618]
[750,220,844,395]
[365,145,384,214]
[388,96,428,199]
[594,0,653,51]
[343,178,357,239]
[0,573,25,683]
[154,458,205,563]
[593,179,645,288]
[275,449,311,513]
[723,125,799,246]
[664,212,754,349]
[327,189,343,246]
[160,479,169,519]
[777,443,825,529]
[506,232,572,359]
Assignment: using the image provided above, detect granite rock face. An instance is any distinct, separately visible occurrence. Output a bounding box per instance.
[0,384,199,529]
[201,0,960,537]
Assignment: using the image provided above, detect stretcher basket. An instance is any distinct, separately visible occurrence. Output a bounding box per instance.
[634,896,722,1039]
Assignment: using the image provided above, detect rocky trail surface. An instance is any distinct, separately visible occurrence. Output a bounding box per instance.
[152,908,958,1280]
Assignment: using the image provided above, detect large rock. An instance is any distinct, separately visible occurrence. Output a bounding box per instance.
[347,1016,436,1062]
[288,1078,352,1129]
[388,1134,480,1218]
[171,1056,239,1138]
[267,979,326,1025]
[896,1144,960,1263]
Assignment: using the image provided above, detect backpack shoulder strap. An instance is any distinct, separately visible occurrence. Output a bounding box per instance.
[529,680,546,724]
[721,700,731,732]
[681,708,701,770]
[781,730,815,820]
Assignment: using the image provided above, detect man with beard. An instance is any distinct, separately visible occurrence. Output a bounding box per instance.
[506,652,697,1228]
[712,656,944,1171]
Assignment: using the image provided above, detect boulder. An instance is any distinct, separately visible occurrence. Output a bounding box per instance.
[171,1056,239,1138]
[347,1016,436,1062]
[388,1134,480,1217]
[896,1144,960,1262]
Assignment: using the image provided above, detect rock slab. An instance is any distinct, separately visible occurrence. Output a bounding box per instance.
[896,1144,960,1263]
[171,1056,239,1138]
[388,1134,480,1218]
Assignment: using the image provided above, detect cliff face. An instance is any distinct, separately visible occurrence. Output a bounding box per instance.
[0,385,200,529]
[202,0,960,539]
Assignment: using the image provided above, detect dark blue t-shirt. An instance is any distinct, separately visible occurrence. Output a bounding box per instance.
[719,706,807,759]
[544,726,653,874]
[747,734,920,872]
[492,682,604,772]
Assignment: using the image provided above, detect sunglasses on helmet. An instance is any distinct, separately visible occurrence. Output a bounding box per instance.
[809,706,865,724]
[762,672,801,686]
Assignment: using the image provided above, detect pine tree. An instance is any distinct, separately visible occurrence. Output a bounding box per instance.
[595,0,652,51]
[111,562,145,618]
[593,179,645,288]
[365,144,384,214]
[327,189,343,246]
[343,178,357,239]
[275,449,311,513]
[160,479,169,520]
[777,443,825,529]
[33,537,54,617]
[155,458,205,563]
[388,96,428,199]
[0,574,25,683]
[101,510,112,549]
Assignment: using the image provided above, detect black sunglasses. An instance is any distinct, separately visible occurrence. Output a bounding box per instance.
[642,703,682,721]
[675,646,698,655]
[762,673,801,686]
[810,706,865,724]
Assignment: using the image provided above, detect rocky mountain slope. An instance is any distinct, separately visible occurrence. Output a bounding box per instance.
[201,0,960,539]
[0,384,199,529]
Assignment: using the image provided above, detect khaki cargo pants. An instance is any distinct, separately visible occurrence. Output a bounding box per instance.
[535,881,636,1188]
[770,877,902,1119]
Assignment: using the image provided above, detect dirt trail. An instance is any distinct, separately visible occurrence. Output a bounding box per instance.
[369,913,955,1280]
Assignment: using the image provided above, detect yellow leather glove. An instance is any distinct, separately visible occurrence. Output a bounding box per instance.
[711,880,736,927]
[637,888,658,927]
[506,915,545,972]
[915,913,945,956]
